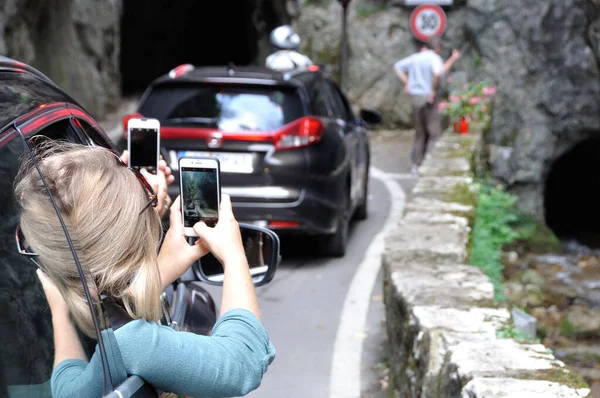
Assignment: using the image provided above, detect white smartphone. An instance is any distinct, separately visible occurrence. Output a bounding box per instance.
[127,118,160,175]
[179,157,221,237]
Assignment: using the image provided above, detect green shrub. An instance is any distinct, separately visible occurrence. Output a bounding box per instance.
[468,183,520,301]
[511,213,562,253]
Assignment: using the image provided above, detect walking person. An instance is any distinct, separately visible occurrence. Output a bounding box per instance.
[393,36,461,174]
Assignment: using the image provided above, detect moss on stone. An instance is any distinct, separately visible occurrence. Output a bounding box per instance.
[514,368,589,390]
[356,3,387,18]
[314,41,350,84]
[447,182,477,207]
[387,23,402,37]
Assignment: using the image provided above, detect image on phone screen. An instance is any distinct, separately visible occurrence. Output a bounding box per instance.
[129,128,158,174]
[181,167,219,227]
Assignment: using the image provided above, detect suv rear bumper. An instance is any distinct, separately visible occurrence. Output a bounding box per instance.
[168,185,339,235]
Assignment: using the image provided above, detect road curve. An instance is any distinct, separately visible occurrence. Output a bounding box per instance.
[202,172,403,398]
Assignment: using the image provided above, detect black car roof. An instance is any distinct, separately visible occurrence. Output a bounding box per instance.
[0,56,79,132]
[150,64,322,88]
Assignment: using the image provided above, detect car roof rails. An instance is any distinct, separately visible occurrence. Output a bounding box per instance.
[227,62,235,76]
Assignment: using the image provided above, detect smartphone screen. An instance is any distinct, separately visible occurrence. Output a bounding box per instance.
[181,165,220,232]
[129,127,159,174]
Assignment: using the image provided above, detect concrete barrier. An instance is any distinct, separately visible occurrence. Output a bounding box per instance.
[383,130,591,398]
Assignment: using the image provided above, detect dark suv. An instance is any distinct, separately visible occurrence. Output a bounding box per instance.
[120,64,382,256]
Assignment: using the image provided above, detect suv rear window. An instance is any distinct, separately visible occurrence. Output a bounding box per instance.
[139,84,304,132]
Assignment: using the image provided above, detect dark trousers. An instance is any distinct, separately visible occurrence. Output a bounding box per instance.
[411,95,442,166]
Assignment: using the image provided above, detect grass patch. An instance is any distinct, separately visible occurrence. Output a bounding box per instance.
[496,322,541,344]
[559,318,575,338]
[511,213,562,253]
[468,177,562,301]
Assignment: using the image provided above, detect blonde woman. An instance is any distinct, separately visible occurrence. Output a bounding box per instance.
[15,141,275,397]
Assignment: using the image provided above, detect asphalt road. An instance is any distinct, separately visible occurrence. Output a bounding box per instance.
[202,178,391,398]
[198,130,418,398]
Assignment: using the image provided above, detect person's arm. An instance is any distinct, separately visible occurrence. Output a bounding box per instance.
[112,311,275,398]
[194,194,261,320]
[37,269,87,368]
[443,49,462,75]
[393,58,410,86]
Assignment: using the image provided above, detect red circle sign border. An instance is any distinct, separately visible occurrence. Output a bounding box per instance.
[410,4,447,42]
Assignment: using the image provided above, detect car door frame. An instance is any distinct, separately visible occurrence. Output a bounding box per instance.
[322,79,362,208]
[11,105,158,397]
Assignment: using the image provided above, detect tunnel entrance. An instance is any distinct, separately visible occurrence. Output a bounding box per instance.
[120,0,268,95]
[544,137,600,247]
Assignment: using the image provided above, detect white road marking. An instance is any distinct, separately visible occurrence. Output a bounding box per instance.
[329,167,406,398]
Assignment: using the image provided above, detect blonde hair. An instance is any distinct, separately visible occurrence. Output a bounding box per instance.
[15,140,163,338]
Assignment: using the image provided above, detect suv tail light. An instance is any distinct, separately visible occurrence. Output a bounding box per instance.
[122,112,143,138]
[274,117,323,151]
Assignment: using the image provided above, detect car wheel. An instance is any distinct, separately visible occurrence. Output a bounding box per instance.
[354,166,369,221]
[319,191,350,257]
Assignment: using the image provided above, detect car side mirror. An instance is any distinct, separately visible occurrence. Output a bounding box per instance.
[359,108,382,125]
[194,223,280,287]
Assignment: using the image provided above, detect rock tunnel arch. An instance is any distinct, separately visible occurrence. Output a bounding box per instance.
[119,0,290,95]
[544,137,600,247]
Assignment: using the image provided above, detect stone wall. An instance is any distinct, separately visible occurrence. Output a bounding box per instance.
[0,0,122,120]
[382,129,591,397]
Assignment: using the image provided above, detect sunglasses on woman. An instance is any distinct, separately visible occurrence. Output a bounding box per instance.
[15,224,41,265]
[111,153,159,215]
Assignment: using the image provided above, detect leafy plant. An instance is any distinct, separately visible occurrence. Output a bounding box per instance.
[496,322,540,344]
[468,182,520,301]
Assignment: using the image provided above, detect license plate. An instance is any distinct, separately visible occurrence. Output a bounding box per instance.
[177,151,254,174]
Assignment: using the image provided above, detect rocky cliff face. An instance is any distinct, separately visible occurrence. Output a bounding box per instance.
[469,0,600,218]
[1,0,122,120]
[298,0,600,219]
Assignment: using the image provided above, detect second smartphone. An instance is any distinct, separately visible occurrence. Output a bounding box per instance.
[127,117,160,175]
[179,157,221,237]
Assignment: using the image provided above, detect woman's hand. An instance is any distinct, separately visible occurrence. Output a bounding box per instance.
[157,196,209,290]
[37,269,69,315]
[196,195,261,319]
[119,150,175,218]
[193,194,246,269]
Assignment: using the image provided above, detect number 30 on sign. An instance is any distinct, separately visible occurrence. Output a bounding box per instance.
[410,4,447,42]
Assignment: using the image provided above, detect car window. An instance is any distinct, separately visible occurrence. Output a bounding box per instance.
[328,82,354,122]
[35,118,81,143]
[309,81,333,117]
[140,84,304,131]
[0,118,90,397]
[75,119,113,148]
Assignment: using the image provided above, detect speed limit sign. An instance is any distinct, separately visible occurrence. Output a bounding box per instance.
[410,4,447,41]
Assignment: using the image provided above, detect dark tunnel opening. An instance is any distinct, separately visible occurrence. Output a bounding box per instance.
[120,0,268,95]
[544,137,600,247]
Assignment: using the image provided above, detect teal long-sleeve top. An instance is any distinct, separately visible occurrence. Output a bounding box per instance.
[50,308,276,397]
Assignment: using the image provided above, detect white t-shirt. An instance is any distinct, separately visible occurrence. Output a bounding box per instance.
[265,50,314,71]
[394,50,444,96]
